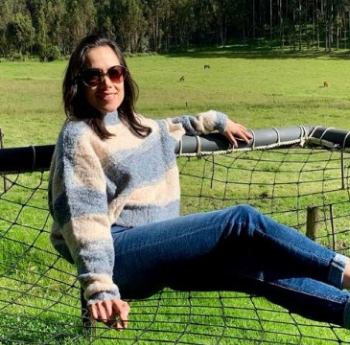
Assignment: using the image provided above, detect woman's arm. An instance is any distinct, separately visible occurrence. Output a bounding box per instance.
[50,127,121,305]
[168,110,252,147]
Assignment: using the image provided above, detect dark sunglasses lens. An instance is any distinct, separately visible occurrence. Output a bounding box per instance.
[81,66,126,87]
[82,70,100,87]
[108,66,125,83]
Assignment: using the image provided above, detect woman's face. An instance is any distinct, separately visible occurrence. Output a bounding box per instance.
[84,45,125,114]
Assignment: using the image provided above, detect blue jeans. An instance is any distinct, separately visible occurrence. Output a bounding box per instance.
[111,204,350,328]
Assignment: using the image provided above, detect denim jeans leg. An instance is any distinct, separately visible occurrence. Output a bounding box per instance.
[111,204,350,328]
[212,251,350,327]
[218,204,346,286]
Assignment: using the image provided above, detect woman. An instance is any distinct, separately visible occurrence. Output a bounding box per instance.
[49,33,350,331]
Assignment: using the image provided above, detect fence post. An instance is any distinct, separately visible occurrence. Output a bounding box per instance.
[340,150,348,190]
[329,203,336,251]
[0,128,7,192]
[306,205,319,240]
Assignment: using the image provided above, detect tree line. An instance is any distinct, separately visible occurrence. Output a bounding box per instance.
[1,0,350,61]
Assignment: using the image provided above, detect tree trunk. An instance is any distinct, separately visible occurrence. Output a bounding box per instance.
[270,0,273,41]
[298,0,302,51]
[279,0,283,48]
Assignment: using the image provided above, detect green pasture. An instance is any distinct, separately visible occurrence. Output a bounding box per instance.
[1,49,350,147]
[2,49,350,344]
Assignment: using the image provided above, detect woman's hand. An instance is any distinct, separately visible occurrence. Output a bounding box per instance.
[89,298,130,330]
[223,119,252,147]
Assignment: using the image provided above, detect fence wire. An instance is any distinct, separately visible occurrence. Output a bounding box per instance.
[1,145,350,344]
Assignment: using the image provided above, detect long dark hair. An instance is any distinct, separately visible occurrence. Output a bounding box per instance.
[63,33,151,139]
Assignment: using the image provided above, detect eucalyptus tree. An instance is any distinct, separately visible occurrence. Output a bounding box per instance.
[7,12,35,57]
[62,0,97,54]
[3,0,350,56]
[110,0,147,52]
[94,0,115,40]
[0,0,31,56]
[192,0,219,46]
[211,0,244,46]
[228,0,249,43]
[0,0,13,56]
[170,0,196,49]
[331,0,350,48]
[142,0,169,52]
[36,0,65,60]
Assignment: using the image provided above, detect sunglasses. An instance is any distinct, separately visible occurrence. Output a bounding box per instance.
[79,65,127,87]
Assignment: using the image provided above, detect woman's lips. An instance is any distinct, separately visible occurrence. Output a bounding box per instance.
[98,93,116,101]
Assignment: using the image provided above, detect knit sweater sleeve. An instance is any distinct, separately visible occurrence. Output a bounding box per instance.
[50,127,120,304]
[168,110,228,135]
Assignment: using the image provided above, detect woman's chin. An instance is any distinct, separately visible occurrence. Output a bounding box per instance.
[98,105,119,114]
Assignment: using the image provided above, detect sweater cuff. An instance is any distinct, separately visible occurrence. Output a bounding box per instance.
[215,111,228,133]
[83,278,121,304]
[86,289,121,305]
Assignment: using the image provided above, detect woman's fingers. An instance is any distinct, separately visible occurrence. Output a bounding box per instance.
[89,299,130,330]
[224,120,252,147]
[89,301,100,320]
[110,300,130,330]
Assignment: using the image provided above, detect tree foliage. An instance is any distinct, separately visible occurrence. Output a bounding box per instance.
[1,0,350,59]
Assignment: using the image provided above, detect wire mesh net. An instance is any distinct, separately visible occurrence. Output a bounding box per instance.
[1,143,350,344]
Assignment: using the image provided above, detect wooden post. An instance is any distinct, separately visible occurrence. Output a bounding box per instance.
[306,206,319,241]
[329,203,336,251]
[0,128,7,192]
[341,151,346,190]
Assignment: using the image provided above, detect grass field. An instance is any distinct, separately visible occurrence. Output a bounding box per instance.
[1,48,350,147]
[2,48,350,344]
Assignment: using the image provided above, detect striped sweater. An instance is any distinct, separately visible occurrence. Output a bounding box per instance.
[49,110,227,303]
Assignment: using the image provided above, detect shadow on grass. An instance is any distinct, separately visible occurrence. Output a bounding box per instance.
[163,44,350,60]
